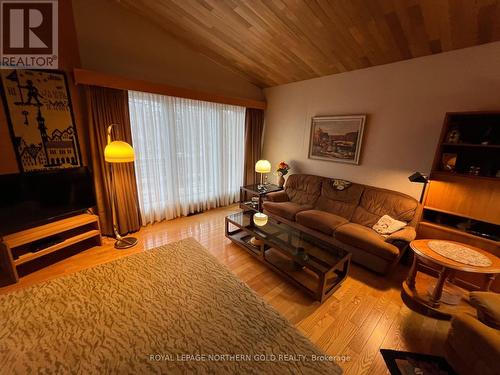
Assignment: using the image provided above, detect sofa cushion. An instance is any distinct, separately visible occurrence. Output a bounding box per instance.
[334,223,400,261]
[284,174,323,205]
[351,187,419,228]
[263,201,313,221]
[469,292,500,329]
[315,179,364,220]
[296,210,348,235]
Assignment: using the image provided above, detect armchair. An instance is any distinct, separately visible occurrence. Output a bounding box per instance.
[445,292,500,375]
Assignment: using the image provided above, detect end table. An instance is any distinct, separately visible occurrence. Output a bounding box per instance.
[402,239,500,320]
[239,184,282,212]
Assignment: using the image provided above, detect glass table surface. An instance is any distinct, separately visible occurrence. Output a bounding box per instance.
[240,184,282,195]
[226,211,349,273]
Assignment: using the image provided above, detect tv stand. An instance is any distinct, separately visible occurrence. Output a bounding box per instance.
[29,235,64,253]
[0,213,102,286]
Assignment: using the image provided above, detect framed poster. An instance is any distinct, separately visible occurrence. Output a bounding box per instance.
[308,115,366,165]
[0,69,82,172]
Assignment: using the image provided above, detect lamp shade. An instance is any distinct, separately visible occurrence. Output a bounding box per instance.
[105,141,135,163]
[255,159,271,173]
[253,212,268,227]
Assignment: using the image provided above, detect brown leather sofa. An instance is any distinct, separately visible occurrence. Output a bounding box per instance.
[445,292,500,375]
[263,174,421,274]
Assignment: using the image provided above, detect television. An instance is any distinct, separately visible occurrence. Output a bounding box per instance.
[0,167,97,236]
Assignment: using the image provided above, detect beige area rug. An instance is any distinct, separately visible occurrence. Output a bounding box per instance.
[0,238,341,374]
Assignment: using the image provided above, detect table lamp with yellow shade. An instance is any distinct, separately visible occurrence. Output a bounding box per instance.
[104,124,138,249]
[255,159,271,190]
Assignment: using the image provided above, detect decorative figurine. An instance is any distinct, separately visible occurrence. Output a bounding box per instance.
[441,153,457,171]
[445,128,461,143]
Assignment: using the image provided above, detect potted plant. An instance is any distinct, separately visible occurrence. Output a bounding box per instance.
[275,161,290,188]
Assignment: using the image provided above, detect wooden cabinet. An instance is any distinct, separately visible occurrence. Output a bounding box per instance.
[417,112,500,291]
[431,112,500,179]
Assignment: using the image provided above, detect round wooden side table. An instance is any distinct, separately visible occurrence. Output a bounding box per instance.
[402,239,500,320]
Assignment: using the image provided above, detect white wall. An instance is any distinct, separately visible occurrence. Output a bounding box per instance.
[262,42,500,199]
[71,0,264,101]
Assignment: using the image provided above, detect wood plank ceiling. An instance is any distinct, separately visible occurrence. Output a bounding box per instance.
[113,0,500,87]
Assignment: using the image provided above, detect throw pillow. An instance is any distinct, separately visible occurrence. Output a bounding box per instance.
[372,215,407,235]
[469,291,500,329]
[332,179,351,191]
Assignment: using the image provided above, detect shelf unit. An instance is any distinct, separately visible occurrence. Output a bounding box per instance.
[0,213,102,286]
[441,143,500,149]
[418,111,500,292]
[431,170,499,182]
[431,112,500,179]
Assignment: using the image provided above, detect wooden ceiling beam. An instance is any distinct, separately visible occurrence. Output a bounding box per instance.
[73,68,266,110]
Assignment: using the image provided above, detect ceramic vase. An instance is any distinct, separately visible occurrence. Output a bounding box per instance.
[278,174,285,188]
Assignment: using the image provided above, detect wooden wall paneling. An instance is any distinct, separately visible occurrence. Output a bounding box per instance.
[316,0,368,69]
[364,2,399,62]
[449,0,478,49]
[341,1,385,66]
[478,2,497,43]
[419,0,443,53]
[111,0,500,87]
[236,2,322,79]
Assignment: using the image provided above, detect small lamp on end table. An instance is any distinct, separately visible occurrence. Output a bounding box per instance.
[255,160,271,191]
[104,124,139,249]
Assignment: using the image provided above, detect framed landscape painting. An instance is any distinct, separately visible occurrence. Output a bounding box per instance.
[308,115,366,165]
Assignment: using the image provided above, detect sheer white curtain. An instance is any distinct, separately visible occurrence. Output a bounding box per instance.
[128,91,245,225]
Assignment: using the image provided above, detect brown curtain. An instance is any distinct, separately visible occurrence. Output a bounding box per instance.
[244,108,265,185]
[86,86,141,236]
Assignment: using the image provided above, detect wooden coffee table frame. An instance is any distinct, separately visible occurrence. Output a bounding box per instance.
[402,239,500,320]
[225,212,351,303]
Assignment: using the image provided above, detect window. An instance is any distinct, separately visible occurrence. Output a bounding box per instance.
[128,91,245,225]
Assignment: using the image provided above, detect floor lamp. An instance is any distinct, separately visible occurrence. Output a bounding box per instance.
[104,124,138,249]
[408,171,429,203]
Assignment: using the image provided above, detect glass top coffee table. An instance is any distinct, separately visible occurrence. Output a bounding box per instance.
[225,211,351,303]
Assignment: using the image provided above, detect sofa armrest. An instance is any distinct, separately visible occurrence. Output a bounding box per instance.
[446,313,500,374]
[384,226,416,244]
[470,292,500,329]
[266,191,289,202]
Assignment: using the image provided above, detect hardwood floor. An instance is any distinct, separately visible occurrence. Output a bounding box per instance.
[0,204,450,374]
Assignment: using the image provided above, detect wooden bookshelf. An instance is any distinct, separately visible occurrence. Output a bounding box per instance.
[418,111,500,292]
[0,213,102,286]
[431,111,500,178]
[431,170,499,182]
